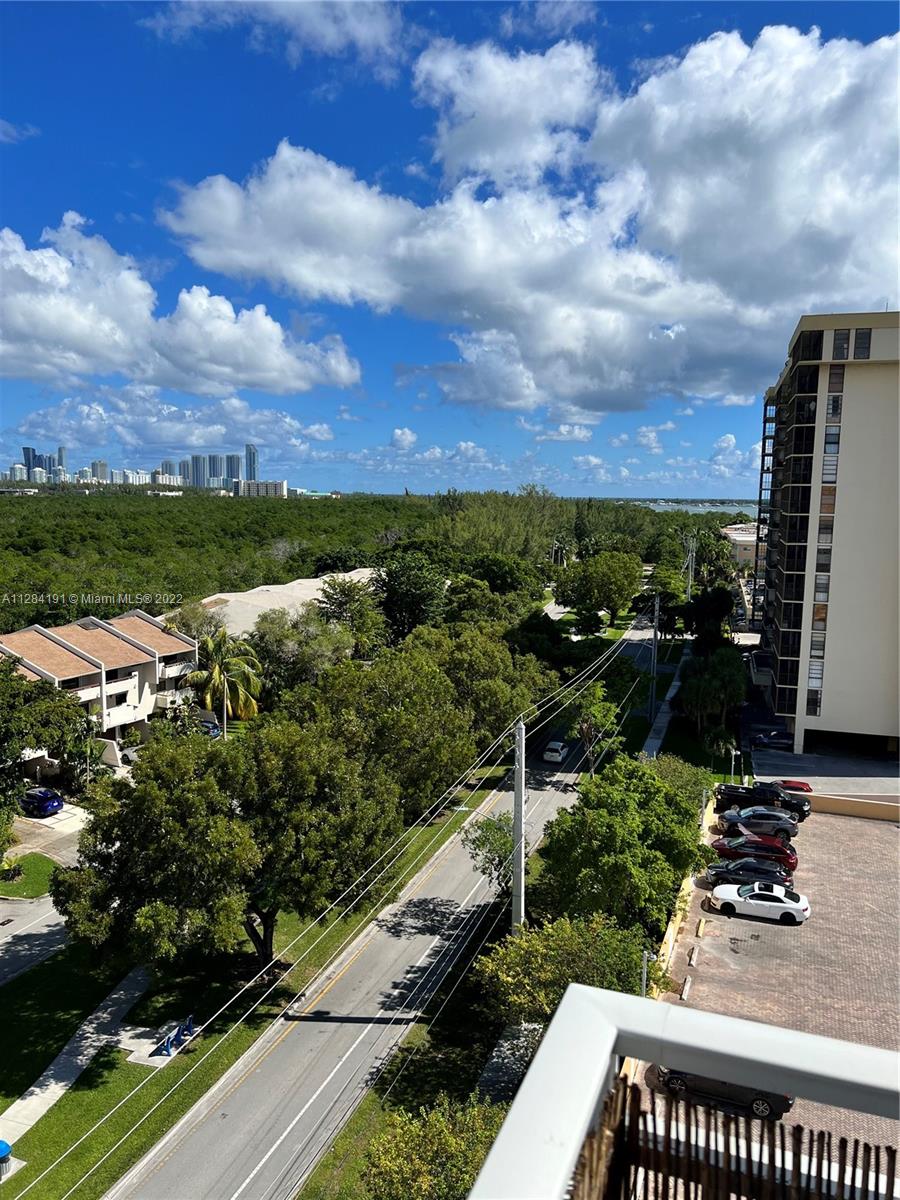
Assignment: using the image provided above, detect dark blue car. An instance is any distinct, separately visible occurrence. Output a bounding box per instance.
[20,787,64,818]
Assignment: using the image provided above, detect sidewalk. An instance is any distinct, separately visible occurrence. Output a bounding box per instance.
[642,643,691,757]
[1,967,157,1146]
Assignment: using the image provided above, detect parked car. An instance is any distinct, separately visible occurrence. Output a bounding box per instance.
[751,730,794,750]
[120,746,143,766]
[718,806,799,841]
[20,787,64,818]
[710,835,798,870]
[705,857,794,889]
[542,740,569,764]
[715,784,810,821]
[770,778,813,794]
[710,881,810,925]
[655,1065,794,1121]
[198,718,222,739]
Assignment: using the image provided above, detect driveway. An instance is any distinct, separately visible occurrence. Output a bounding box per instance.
[12,803,89,866]
[658,810,900,1146]
[752,749,900,798]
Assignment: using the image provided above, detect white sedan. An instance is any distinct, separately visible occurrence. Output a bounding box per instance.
[542,740,569,764]
[710,881,811,925]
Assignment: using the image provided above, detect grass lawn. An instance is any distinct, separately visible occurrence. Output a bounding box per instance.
[621,713,652,756]
[0,852,57,899]
[0,764,510,1200]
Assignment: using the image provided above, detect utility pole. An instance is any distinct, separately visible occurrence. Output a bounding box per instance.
[648,592,660,721]
[222,672,228,739]
[512,719,526,931]
[686,534,696,602]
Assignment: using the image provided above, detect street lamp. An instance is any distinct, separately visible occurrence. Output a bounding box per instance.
[730,746,738,784]
[222,671,228,740]
[641,950,658,998]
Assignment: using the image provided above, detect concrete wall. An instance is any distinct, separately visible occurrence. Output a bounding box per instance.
[795,357,899,749]
[809,792,900,822]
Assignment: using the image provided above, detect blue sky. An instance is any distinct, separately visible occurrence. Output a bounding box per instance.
[1,1,897,495]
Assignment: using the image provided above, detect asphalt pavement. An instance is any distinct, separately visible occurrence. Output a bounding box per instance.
[103,752,584,1200]
[0,895,67,986]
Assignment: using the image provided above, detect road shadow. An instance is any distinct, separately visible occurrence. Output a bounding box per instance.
[375,895,461,940]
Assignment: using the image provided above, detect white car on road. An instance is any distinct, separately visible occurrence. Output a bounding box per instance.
[710,881,810,925]
[542,740,569,764]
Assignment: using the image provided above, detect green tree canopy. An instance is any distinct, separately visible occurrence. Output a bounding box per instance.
[461,812,515,896]
[316,575,386,658]
[374,552,446,642]
[364,1094,507,1200]
[249,603,352,699]
[555,551,643,628]
[182,627,263,719]
[539,756,705,936]
[473,914,649,1025]
[564,681,623,775]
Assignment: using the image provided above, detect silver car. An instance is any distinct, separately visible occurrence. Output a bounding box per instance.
[542,740,569,764]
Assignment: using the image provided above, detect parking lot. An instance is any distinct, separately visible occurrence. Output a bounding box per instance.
[660,809,900,1145]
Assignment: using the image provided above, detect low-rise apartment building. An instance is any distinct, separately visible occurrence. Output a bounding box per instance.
[0,610,197,737]
[753,311,899,753]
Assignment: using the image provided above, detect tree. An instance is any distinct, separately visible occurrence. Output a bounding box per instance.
[165,602,223,643]
[539,756,705,936]
[317,576,386,657]
[464,552,542,598]
[181,627,262,719]
[461,812,515,896]
[249,604,352,698]
[555,552,643,629]
[0,660,94,853]
[52,720,402,969]
[444,575,510,625]
[678,644,745,733]
[564,681,623,775]
[374,552,446,642]
[474,914,650,1025]
[364,1094,507,1200]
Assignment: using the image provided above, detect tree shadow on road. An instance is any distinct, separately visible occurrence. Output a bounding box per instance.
[374,895,462,940]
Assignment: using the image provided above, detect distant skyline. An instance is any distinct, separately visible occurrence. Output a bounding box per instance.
[1,2,897,495]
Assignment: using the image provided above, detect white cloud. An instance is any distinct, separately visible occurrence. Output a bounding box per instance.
[535,423,592,442]
[635,421,675,454]
[16,391,333,458]
[0,214,359,396]
[708,433,762,478]
[0,117,40,144]
[499,1,597,39]
[608,433,629,447]
[156,26,897,421]
[676,405,694,416]
[337,404,362,421]
[144,1,404,76]
[716,394,757,407]
[413,39,599,186]
[349,438,505,477]
[573,453,612,482]
[391,426,418,451]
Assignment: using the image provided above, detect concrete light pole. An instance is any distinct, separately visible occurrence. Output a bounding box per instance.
[512,719,526,931]
[641,950,658,998]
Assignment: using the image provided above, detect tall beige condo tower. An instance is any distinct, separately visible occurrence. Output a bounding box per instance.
[753,312,899,754]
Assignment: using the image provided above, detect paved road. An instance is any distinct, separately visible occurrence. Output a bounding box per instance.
[0,896,67,986]
[104,756,583,1200]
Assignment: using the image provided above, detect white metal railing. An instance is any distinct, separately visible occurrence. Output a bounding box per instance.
[469,985,899,1200]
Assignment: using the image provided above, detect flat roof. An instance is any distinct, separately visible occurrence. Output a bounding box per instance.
[54,621,155,669]
[0,629,99,681]
[108,613,193,656]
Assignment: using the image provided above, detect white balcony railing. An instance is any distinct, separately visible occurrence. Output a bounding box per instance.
[470,986,899,1200]
[162,658,194,679]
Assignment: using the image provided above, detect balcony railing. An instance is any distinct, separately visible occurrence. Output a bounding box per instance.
[470,987,898,1200]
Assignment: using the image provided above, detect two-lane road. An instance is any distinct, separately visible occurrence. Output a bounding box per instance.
[104,754,582,1200]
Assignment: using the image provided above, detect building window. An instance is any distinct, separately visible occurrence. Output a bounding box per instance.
[826,394,842,421]
[806,689,822,717]
[812,603,828,630]
[779,630,801,658]
[808,661,824,687]
[793,365,820,396]
[817,516,834,545]
[832,329,850,360]
[853,328,871,359]
[824,426,841,455]
[780,601,804,630]
[822,455,839,483]
[814,574,830,603]
[815,546,832,573]
[827,364,845,392]
[810,632,826,659]
[793,329,824,364]
[820,486,836,514]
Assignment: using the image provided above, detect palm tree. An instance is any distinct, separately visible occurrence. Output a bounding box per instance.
[181,627,263,720]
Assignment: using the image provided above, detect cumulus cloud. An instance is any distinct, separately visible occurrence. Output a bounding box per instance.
[16,391,334,458]
[413,39,599,185]
[499,1,597,39]
[144,1,404,76]
[708,433,762,478]
[518,417,591,442]
[716,394,757,407]
[0,213,359,396]
[391,426,418,450]
[608,433,629,447]
[635,421,675,454]
[0,117,40,144]
[676,405,694,416]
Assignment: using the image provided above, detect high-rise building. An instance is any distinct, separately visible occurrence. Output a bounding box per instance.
[10,464,27,482]
[77,468,93,482]
[233,479,287,498]
[52,466,68,484]
[45,454,57,473]
[179,458,191,480]
[245,443,259,481]
[30,467,48,484]
[58,446,67,470]
[190,455,208,489]
[753,311,899,754]
[226,453,242,481]
[207,454,225,479]
[22,447,36,473]
[90,459,109,482]
[111,469,125,484]
[161,459,178,476]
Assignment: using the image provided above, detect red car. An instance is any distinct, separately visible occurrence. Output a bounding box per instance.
[773,779,812,794]
[710,835,798,871]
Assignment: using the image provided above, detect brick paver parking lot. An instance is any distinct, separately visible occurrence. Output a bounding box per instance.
[660,811,900,1146]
